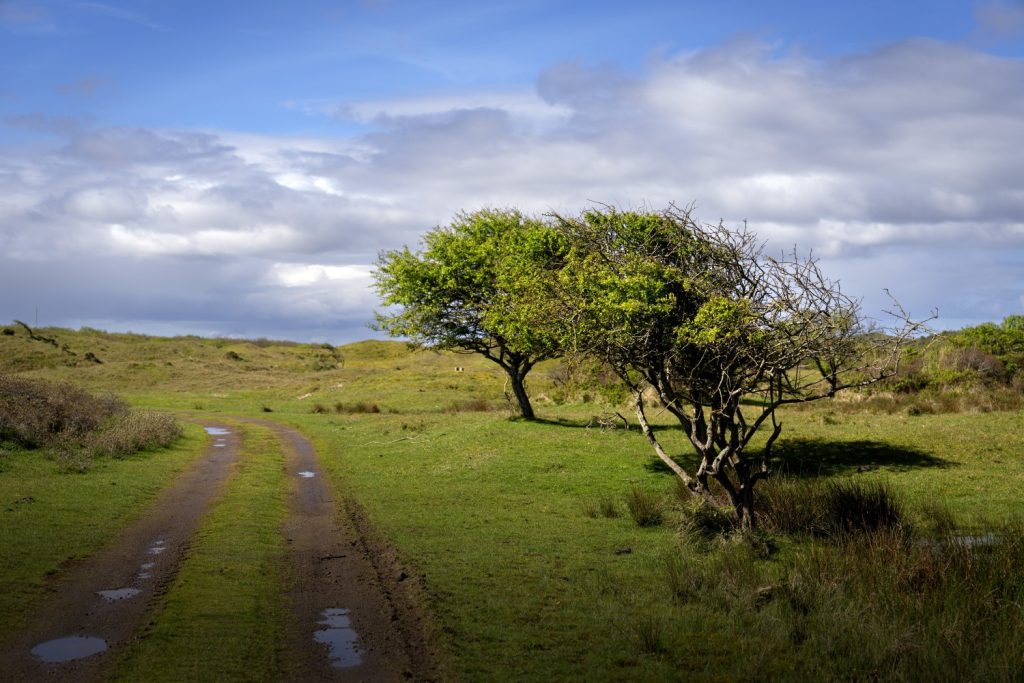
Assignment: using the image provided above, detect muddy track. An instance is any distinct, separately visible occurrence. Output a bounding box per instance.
[1,419,441,682]
[0,422,241,683]
[241,419,439,682]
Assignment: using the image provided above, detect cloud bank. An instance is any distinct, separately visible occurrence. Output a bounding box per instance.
[2,38,1022,340]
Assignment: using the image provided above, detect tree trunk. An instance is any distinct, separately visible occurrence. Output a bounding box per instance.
[734,486,756,530]
[633,393,701,495]
[508,369,535,420]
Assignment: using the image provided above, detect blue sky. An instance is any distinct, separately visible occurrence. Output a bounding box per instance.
[2,0,1023,341]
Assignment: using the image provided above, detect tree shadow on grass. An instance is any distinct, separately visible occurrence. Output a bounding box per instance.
[769,438,953,477]
[642,438,953,478]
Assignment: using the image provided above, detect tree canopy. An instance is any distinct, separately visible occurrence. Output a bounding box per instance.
[551,205,927,526]
[373,208,566,419]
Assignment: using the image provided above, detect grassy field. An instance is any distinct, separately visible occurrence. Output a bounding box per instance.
[3,325,1024,680]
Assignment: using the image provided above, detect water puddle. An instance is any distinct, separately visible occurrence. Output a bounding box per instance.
[146,539,167,556]
[313,608,362,669]
[31,636,108,663]
[97,588,141,602]
[204,427,230,435]
[952,534,1001,548]
[298,471,316,478]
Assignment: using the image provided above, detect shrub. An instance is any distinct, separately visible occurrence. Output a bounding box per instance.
[824,480,905,536]
[78,409,182,458]
[679,498,736,541]
[0,374,125,448]
[446,398,493,413]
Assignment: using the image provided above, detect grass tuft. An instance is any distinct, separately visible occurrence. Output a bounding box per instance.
[625,486,664,527]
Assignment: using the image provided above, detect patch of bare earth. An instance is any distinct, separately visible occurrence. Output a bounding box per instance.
[249,419,441,682]
[0,423,241,683]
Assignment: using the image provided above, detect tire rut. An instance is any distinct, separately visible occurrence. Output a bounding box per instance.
[0,422,242,683]
[245,419,437,682]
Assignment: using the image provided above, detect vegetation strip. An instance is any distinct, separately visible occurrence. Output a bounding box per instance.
[112,423,289,682]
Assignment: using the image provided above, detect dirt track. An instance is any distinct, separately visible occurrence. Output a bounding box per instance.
[252,419,434,681]
[0,419,437,682]
[0,423,241,682]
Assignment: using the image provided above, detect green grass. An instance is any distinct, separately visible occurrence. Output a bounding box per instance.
[113,423,289,682]
[5,326,1024,680]
[0,423,206,639]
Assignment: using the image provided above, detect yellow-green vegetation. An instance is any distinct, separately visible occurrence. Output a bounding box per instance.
[0,423,205,639]
[4,325,1024,680]
[113,424,289,682]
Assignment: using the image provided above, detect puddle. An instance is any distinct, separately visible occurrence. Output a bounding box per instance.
[313,608,362,669]
[31,636,108,663]
[298,471,317,478]
[204,427,230,435]
[146,540,167,555]
[213,443,227,448]
[97,588,141,602]
[952,534,1001,548]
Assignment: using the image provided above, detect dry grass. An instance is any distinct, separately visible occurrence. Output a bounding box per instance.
[0,374,181,471]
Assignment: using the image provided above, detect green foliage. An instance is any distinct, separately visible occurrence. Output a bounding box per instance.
[374,208,565,358]
[374,208,568,418]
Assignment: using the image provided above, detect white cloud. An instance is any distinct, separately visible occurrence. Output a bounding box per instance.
[269,263,374,288]
[2,38,1023,339]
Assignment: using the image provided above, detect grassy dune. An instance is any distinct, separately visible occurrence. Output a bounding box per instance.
[3,325,1024,680]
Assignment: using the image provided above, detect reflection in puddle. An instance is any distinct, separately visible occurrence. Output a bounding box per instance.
[313,608,362,669]
[146,539,166,555]
[97,588,142,602]
[298,471,316,478]
[31,636,108,663]
[952,534,1001,548]
[204,427,230,435]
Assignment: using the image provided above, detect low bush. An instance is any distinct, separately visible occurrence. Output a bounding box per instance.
[0,374,181,470]
[0,374,125,447]
[333,401,381,414]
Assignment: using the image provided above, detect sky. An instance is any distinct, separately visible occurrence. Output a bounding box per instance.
[2,0,1023,343]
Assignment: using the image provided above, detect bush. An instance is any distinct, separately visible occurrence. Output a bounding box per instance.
[0,375,182,470]
[583,494,620,519]
[0,374,125,448]
[679,498,736,541]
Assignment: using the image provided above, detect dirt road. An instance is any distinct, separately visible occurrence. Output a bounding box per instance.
[0,419,437,682]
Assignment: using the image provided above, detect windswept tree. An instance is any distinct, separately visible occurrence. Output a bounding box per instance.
[374,208,566,419]
[553,205,929,527]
